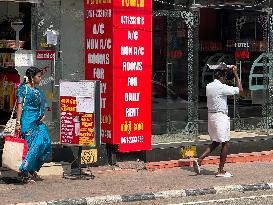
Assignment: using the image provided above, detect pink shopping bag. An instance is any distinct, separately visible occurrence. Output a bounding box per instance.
[2,136,28,171]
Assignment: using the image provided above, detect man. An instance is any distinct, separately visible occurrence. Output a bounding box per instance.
[193,64,243,177]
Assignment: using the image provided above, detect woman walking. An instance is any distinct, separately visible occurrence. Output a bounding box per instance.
[15,67,51,182]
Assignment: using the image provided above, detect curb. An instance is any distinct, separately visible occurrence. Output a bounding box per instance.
[145,150,273,170]
[9,182,273,205]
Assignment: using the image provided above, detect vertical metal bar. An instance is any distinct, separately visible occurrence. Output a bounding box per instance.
[254,18,257,40]
[239,61,242,81]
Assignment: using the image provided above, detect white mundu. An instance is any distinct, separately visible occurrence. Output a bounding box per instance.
[206,79,239,142]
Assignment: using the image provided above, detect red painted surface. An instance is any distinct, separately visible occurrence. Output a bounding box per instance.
[84,0,152,152]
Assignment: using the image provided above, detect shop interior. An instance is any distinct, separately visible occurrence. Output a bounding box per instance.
[198,8,266,134]
[0,1,270,141]
[152,5,269,142]
[0,2,31,125]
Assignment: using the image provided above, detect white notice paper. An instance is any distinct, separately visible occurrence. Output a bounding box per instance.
[60,81,95,97]
[46,30,58,45]
[15,50,34,67]
[76,97,94,113]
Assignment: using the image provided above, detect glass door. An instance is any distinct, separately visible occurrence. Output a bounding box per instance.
[233,12,271,136]
[152,9,199,144]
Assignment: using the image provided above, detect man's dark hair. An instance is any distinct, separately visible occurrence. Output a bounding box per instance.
[214,69,226,79]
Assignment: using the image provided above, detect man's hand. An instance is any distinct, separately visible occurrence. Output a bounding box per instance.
[230,65,243,92]
[40,116,45,122]
[230,65,238,74]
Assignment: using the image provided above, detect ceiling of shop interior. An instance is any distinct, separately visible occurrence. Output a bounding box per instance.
[195,0,259,5]
[0,0,40,2]
[177,0,269,6]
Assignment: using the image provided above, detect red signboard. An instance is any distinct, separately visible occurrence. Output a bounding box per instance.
[36,51,56,60]
[60,96,95,145]
[113,0,152,152]
[85,0,113,144]
[84,0,152,152]
[235,51,250,59]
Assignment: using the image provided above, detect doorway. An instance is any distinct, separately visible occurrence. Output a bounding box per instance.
[152,7,199,144]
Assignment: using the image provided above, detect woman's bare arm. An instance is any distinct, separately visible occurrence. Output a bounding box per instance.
[15,103,23,131]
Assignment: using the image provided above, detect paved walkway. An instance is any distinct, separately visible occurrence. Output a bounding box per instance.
[198,131,267,141]
[1,161,273,204]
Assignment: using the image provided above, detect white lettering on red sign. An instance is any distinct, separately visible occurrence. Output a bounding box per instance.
[121,16,144,25]
[86,9,112,18]
[126,108,139,117]
[128,77,138,86]
[36,51,56,60]
[120,136,144,144]
[125,92,140,102]
[101,83,107,93]
[86,38,112,50]
[128,31,138,40]
[93,23,105,34]
[101,98,106,109]
[101,129,112,139]
[88,53,110,64]
[121,46,144,56]
[93,68,105,79]
[122,62,143,71]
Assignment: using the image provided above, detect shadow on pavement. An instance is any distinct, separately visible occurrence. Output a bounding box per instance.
[180,166,216,176]
[0,177,24,185]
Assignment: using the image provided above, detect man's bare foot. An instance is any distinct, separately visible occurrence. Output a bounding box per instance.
[193,160,201,174]
[197,159,202,166]
[216,169,233,177]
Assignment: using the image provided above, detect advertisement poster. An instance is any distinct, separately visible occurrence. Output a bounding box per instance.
[84,0,152,152]
[60,81,95,146]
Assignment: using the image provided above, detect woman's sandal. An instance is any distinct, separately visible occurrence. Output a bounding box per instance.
[29,171,43,181]
[18,172,30,183]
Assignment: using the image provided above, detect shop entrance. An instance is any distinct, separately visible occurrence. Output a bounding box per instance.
[0,1,32,125]
[152,6,199,144]
[152,2,273,145]
[198,8,273,140]
[0,1,62,142]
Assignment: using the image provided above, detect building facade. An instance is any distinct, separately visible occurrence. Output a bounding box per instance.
[0,0,273,163]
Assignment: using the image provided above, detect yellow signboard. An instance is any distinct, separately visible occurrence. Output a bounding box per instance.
[81,149,98,164]
[181,145,197,159]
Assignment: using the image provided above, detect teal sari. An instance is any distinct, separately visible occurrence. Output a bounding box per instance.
[17,83,51,173]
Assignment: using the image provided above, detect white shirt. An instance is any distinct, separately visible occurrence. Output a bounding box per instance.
[206,79,239,114]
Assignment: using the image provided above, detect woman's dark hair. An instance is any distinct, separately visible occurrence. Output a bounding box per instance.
[25,66,42,83]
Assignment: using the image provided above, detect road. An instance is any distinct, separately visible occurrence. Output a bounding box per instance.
[119,189,273,205]
[1,161,273,204]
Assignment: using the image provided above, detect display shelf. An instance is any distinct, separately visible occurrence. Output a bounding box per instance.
[0,110,12,125]
[199,50,265,53]
[0,66,18,73]
[0,48,15,53]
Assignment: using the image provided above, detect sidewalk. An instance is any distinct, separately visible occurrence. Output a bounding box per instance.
[1,161,273,204]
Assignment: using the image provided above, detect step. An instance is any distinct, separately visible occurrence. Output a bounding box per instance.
[145,150,273,170]
[0,162,71,177]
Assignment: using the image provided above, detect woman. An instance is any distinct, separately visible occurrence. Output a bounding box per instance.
[15,67,51,182]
